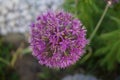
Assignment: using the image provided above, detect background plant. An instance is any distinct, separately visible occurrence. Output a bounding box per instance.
[63,0,120,71]
[0,37,19,80]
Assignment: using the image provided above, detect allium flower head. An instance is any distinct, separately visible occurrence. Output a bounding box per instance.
[29,11,88,68]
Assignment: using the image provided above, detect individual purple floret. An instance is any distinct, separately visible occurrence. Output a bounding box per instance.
[106,0,119,4]
[29,11,88,68]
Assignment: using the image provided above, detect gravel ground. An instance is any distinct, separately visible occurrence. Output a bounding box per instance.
[0,0,64,35]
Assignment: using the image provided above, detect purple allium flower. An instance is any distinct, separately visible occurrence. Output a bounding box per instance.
[29,11,88,68]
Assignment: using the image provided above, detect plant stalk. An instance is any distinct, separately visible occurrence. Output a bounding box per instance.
[75,0,78,15]
[89,3,111,42]
[0,57,9,65]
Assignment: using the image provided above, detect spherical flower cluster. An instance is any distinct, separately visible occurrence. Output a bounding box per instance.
[29,11,88,68]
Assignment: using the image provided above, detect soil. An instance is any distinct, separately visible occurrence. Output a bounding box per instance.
[15,55,41,80]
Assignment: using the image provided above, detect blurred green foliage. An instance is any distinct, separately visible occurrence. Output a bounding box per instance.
[0,37,19,80]
[95,30,120,70]
[63,0,120,70]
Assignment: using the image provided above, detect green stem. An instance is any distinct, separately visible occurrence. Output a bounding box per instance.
[89,3,110,42]
[0,57,9,65]
[10,43,24,67]
[75,0,78,16]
